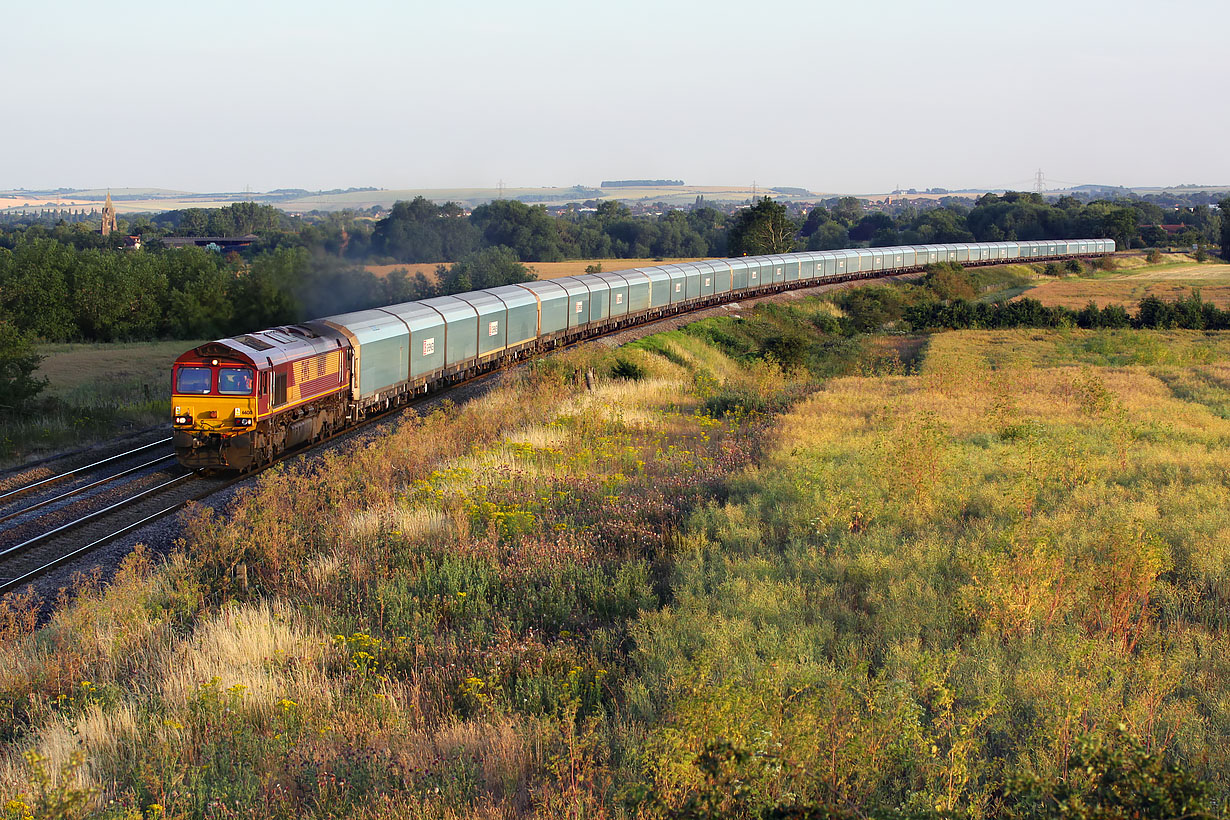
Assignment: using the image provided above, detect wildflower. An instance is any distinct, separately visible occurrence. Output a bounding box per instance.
[5,799,34,820]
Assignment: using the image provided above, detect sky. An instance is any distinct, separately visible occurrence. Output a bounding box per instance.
[4,0,1227,195]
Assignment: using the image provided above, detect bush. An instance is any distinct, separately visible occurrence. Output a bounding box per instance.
[1146,248,1163,264]
[1043,262,1063,277]
[1064,259,1084,275]
[610,356,646,381]
[921,263,976,301]
[0,322,46,414]
[761,330,810,369]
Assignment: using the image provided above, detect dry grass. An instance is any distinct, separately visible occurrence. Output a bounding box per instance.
[33,340,202,399]
[1020,278,1230,309]
[363,258,706,281]
[158,601,333,713]
[1015,254,1230,309]
[12,312,1230,814]
[633,325,1230,812]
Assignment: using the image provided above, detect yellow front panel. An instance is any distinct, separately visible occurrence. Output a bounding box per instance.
[173,394,256,435]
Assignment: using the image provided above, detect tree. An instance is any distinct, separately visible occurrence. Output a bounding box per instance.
[1219,197,1230,260]
[805,221,849,251]
[727,198,798,256]
[371,197,479,263]
[829,196,864,226]
[437,246,534,295]
[469,200,565,261]
[1100,206,1139,250]
[0,321,47,413]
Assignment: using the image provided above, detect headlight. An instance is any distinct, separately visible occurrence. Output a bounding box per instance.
[174,414,193,425]
[235,417,254,427]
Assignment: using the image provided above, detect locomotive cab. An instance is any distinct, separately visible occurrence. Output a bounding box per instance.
[172,344,261,470]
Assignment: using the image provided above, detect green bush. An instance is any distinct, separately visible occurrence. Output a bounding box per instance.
[0,322,46,414]
[611,356,647,381]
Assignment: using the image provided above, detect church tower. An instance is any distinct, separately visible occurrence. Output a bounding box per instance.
[101,191,118,236]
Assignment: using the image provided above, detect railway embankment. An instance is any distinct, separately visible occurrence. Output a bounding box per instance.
[3,262,1228,817]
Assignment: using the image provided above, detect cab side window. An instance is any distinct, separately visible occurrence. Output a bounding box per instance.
[272,372,288,407]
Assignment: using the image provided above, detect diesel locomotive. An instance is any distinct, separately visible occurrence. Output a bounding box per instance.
[172,238,1114,470]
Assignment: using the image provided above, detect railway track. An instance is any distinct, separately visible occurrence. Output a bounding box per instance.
[0,377,497,597]
[0,440,199,595]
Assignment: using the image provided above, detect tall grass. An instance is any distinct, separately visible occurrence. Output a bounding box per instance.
[0,320,817,818]
[629,329,1230,817]
[2,320,1225,818]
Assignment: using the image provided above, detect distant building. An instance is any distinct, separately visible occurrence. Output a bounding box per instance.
[101,191,118,236]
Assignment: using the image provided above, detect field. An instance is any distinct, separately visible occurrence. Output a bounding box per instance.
[2,297,1228,817]
[363,258,707,281]
[1017,253,1230,309]
[0,340,201,465]
[1,185,804,214]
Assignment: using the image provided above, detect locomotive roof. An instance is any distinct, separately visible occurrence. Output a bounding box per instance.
[177,325,345,369]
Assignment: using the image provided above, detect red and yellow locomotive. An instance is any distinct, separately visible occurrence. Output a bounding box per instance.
[171,325,351,471]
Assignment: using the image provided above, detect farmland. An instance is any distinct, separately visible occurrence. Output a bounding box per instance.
[0,341,203,465]
[1017,252,1230,309]
[2,288,1227,817]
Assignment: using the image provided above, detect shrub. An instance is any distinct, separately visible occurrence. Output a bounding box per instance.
[610,356,646,381]
[0,322,46,415]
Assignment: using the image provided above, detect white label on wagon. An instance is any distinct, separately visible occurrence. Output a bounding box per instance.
[423,338,435,356]
[488,321,499,337]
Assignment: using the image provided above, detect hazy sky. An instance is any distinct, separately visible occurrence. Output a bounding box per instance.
[5,0,1226,194]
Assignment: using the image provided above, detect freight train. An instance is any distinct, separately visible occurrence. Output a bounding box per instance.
[172,238,1114,470]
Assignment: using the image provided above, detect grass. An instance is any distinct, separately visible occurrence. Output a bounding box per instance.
[1017,253,1230,309]
[0,340,202,466]
[2,310,1229,817]
[633,327,1230,815]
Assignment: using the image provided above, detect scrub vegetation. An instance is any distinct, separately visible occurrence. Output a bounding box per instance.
[2,285,1229,817]
[0,340,203,465]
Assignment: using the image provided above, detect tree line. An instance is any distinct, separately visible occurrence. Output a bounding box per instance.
[0,193,1225,349]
